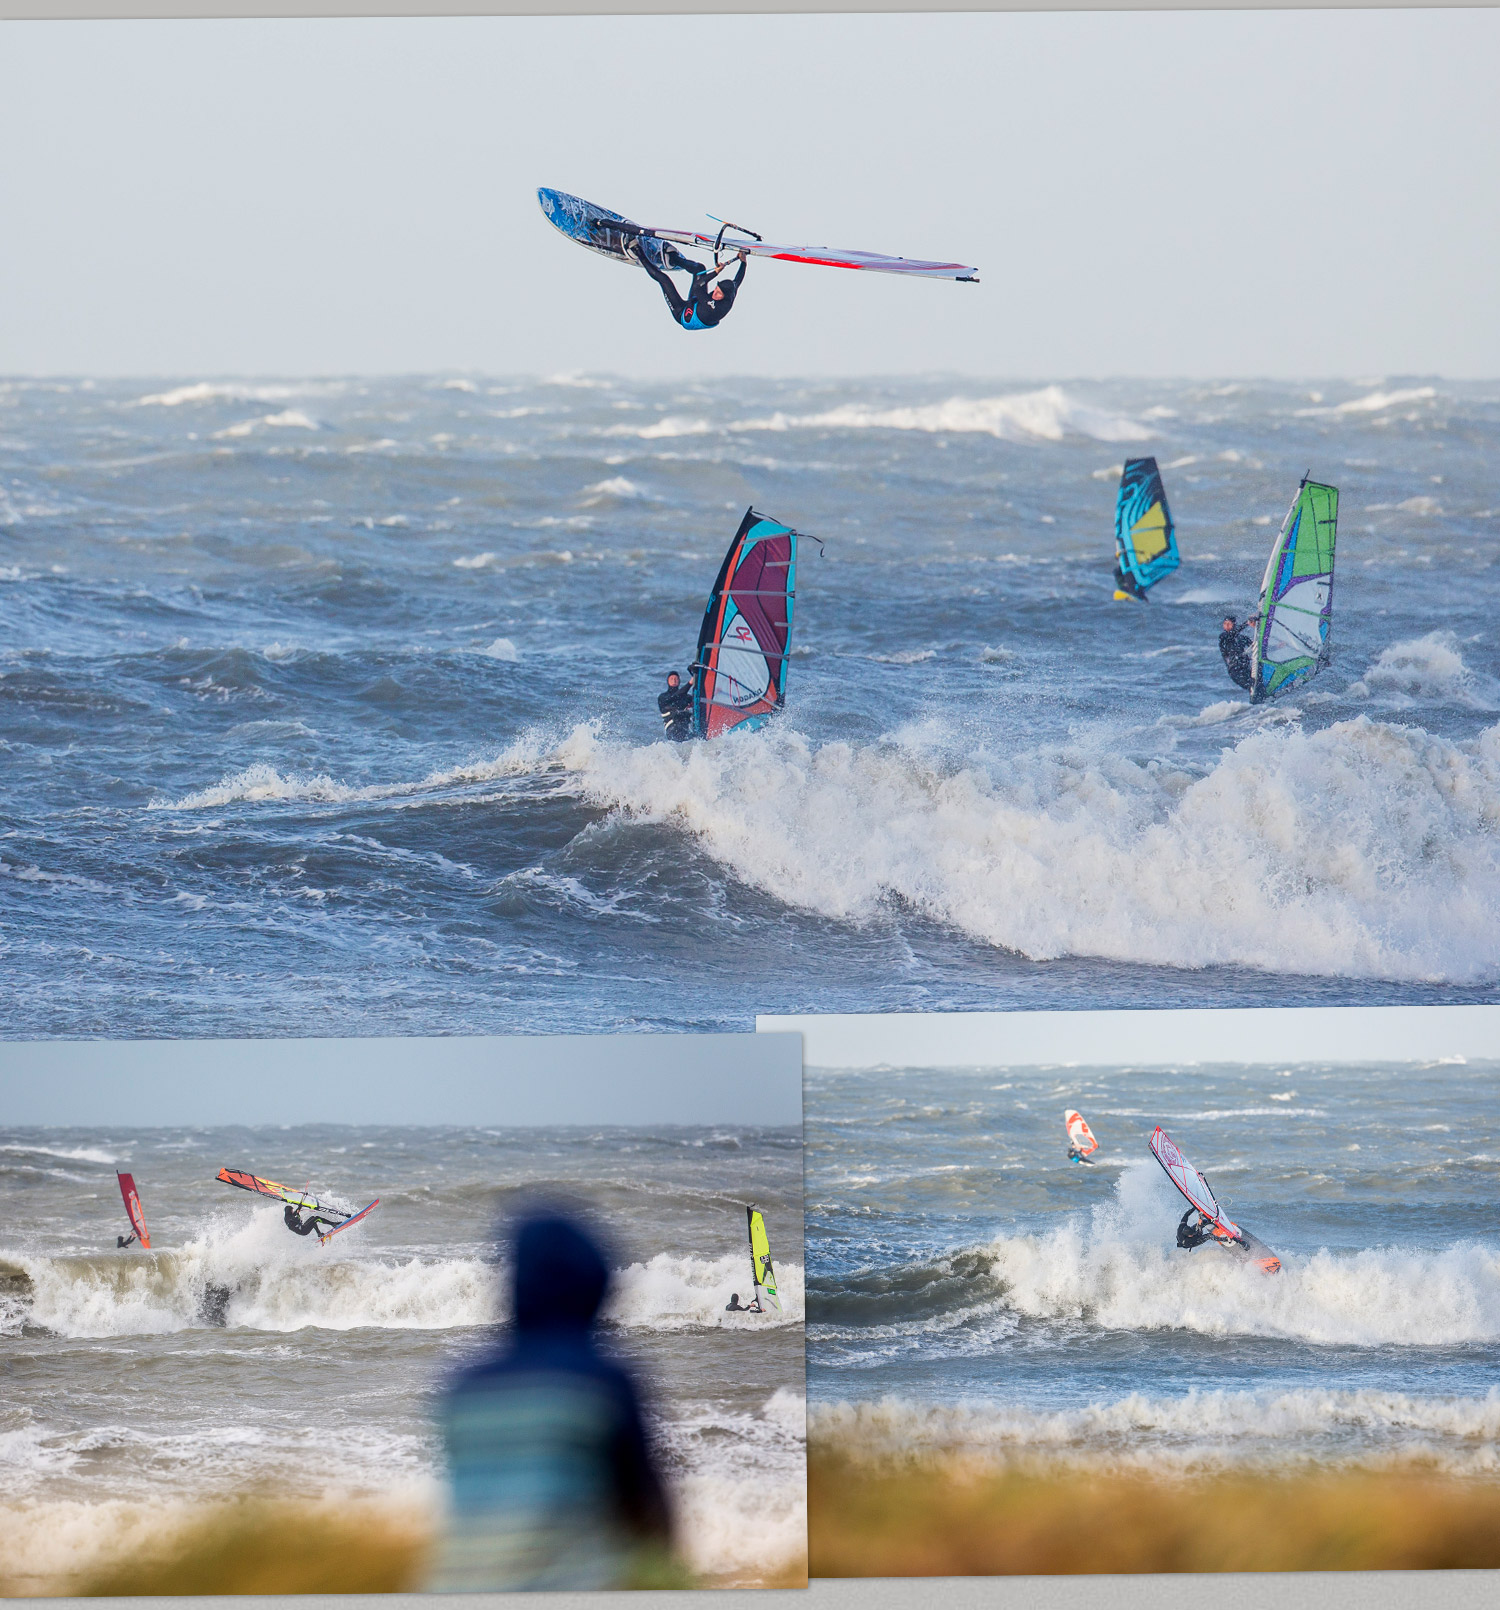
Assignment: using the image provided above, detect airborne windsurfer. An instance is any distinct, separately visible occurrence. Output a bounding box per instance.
[638,246,748,332]
[1219,615,1256,692]
[657,669,695,742]
[284,1203,339,1238]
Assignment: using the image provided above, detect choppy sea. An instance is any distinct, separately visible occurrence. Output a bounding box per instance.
[2,374,1499,1035]
[0,1123,805,1591]
[804,1059,1499,1477]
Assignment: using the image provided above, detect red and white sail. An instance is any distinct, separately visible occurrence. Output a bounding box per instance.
[1148,1127,1240,1238]
[643,227,978,282]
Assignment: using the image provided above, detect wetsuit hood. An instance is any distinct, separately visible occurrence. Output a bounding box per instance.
[512,1213,610,1332]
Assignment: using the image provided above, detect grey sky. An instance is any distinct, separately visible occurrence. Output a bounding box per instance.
[2,10,1496,378]
[0,1032,804,1126]
[761,1005,1500,1068]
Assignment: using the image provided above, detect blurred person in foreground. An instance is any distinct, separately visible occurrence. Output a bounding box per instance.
[427,1208,678,1591]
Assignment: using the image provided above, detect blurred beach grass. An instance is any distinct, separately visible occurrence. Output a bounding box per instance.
[0,1496,802,1595]
[809,1449,1500,1575]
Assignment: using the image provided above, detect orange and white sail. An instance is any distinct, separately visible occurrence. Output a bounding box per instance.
[1064,1109,1099,1160]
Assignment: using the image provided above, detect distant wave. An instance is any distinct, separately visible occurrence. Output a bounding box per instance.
[607,387,1151,445]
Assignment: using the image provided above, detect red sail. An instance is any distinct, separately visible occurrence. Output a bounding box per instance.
[116,1170,151,1249]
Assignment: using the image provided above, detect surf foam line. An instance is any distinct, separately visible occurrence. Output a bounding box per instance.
[808,1387,1500,1478]
[152,728,565,812]
[556,714,1500,984]
[1,1222,801,1339]
[605,385,1150,445]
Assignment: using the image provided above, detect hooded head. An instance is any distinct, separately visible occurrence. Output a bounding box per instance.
[511,1212,610,1332]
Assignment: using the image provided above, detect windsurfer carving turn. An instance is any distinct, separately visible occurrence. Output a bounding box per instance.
[637,245,748,332]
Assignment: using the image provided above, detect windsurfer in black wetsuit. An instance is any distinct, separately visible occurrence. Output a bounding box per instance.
[638,246,748,333]
[1113,563,1147,602]
[657,669,695,742]
[285,1203,338,1238]
[1175,1207,1216,1249]
[1219,615,1256,692]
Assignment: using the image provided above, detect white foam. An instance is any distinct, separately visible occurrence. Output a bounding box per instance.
[582,476,646,500]
[152,730,556,811]
[482,638,519,661]
[4,1212,494,1339]
[609,1251,804,1330]
[135,382,306,407]
[810,1386,1500,1477]
[1346,631,1499,711]
[556,715,1500,983]
[211,410,318,440]
[1294,386,1437,418]
[756,386,1150,444]
[0,1143,116,1165]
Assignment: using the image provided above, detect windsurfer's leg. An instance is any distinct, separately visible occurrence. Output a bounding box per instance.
[639,261,688,324]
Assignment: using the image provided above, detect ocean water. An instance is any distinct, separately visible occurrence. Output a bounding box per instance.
[0,1123,805,1591]
[2,375,1499,1035]
[803,1059,1500,1478]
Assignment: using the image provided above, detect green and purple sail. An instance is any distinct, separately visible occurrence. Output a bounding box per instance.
[1251,477,1339,703]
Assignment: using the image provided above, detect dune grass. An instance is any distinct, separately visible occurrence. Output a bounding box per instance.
[809,1450,1500,1576]
[75,1499,430,1597]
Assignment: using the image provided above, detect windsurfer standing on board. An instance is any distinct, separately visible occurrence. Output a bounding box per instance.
[657,669,695,742]
[637,245,748,332]
[1219,615,1257,692]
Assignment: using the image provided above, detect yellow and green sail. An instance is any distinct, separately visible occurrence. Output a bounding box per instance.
[1251,478,1338,702]
[747,1205,781,1312]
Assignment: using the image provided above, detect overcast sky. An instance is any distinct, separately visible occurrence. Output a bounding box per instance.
[762,1005,1500,1068]
[2,9,1497,378]
[0,1032,804,1126]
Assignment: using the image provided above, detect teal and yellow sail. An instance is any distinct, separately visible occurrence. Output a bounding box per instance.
[1113,457,1179,600]
[1251,477,1338,702]
[747,1205,781,1312]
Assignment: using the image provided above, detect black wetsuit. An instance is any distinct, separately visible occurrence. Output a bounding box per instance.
[657,680,694,742]
[724,1292,763,1314]
[1219,621,1255,692]
[1176,1209,1214,1249]
[285,1204,334,1237]
[641,249,746,332]
[1114,564,1147,602]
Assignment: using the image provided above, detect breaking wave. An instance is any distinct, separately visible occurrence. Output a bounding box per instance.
[809,1387,1500,1478]
[0,1217,799,1339]
[811,1165,1500,1353]
[557,714,1500,984]
[1348,632,1500,712]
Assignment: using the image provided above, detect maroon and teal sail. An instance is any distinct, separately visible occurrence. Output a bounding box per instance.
[692,509,797,740]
